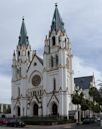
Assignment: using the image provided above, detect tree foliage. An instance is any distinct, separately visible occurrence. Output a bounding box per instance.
[6,106,11,114]
[72,87,102,113]
[89,87,98,97]
[81,99,89,111]
[89,87,102,105]
[93,103,101,113]
[71,90,83,105]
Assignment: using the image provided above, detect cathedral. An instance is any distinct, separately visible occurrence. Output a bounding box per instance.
[11,5,75,118]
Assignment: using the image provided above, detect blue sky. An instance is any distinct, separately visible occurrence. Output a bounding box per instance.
[0,0,102,103]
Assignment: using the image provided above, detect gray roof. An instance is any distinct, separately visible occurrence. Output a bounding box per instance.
[51,4,65,33]
[18,18,29,45]
[74,76,93,90]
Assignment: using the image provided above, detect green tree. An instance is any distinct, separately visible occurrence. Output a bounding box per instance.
[89,87,98,97]
[89,87,102,105]
[3,104,6,113]
[89,101,94,110]
[71,89,83,122]
[89,87,102,114]
[72,89,83,105]
[6,106,11,114]
[81,99,89,118]
[81,99,89,111]
[93,103,101,113]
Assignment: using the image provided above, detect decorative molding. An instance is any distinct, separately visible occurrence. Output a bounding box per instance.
[12,76,27,82]
[13,97,21,110]
[47,90,59,107]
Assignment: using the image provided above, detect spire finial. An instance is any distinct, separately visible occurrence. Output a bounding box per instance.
[18,16,29,45]
[51,3,65,32]
[55,3,58,7]
[22,16,24,21]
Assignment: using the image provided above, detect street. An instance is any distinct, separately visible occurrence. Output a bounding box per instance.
[0,123,100,129]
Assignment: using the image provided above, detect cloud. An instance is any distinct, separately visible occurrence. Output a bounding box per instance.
[0,0,102,103]
[0,74,11,104]
[73,56,102,84]
[0,60,11,76]
[0,0,102,73]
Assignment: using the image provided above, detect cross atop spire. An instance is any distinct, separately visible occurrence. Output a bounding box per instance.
[18,18,29,45]
[51,4,65,33]
[55,3,57,7]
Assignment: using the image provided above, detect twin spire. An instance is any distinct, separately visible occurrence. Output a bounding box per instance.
[51,4,65,32]
[18,17,29,45]
[18,4,65,45]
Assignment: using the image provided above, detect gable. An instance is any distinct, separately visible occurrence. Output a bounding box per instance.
[27,54,43,74]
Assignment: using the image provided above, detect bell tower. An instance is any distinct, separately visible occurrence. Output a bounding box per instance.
[11,18,32,117]
[43,4,74,117]
[12,18,32,81]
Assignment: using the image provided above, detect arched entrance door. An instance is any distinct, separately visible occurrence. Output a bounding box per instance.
[17,106,20,116]
[52,103,58,116]
[33,103,38,116]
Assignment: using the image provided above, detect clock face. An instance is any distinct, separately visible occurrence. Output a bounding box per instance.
[32,75,41,86]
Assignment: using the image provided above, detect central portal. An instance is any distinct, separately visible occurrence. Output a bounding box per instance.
[33,103,38,116]
[17,106,20,117]
[52,103,58,116]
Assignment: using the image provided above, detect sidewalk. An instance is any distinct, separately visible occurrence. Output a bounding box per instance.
[26,123,75,128]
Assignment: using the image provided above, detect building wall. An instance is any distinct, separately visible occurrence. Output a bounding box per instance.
[11,6,75,118]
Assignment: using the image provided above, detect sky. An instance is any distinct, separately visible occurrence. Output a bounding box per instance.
[0,0,102,104]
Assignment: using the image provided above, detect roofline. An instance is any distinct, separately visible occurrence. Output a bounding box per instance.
[74,75,94,79]
[27,54,43,72]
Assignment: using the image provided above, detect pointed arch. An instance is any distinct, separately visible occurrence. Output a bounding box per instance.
[53,78,56,91]
[33,103,38,116]
[52,36,56,46]
[51,56,54,67]
[28,51,30,57]
[16,106,20,117]
[18,87,20,96]
[56,54,58,66]
[52,102,58,116]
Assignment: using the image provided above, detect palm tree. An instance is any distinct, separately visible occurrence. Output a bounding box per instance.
[81,99,89,118]
[72,89,83,123]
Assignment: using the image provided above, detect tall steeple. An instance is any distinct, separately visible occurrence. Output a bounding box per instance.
[18,17,29,45]
[51,4,65,32]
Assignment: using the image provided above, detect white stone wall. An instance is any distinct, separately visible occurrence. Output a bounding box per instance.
[42,30,74,117]
[11,21,75,118]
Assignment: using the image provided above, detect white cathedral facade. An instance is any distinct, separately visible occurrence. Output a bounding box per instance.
[11,5,75,118]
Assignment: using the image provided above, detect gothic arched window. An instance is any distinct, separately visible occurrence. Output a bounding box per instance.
[18,51,20,56]
[18,87,20,96]
[28,51,30,57]
[56,54,58,66]
[28,51,30,60]
[51,56,54,67]
[59,36,61,42]
[52,36,56,46]
[53,78,56,91]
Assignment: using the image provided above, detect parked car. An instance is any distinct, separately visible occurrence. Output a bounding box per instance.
[82,117,95,124]
[96,117,100,122]
[82,118,90,124]
[7,119,25,127]
[0,118,8,125]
